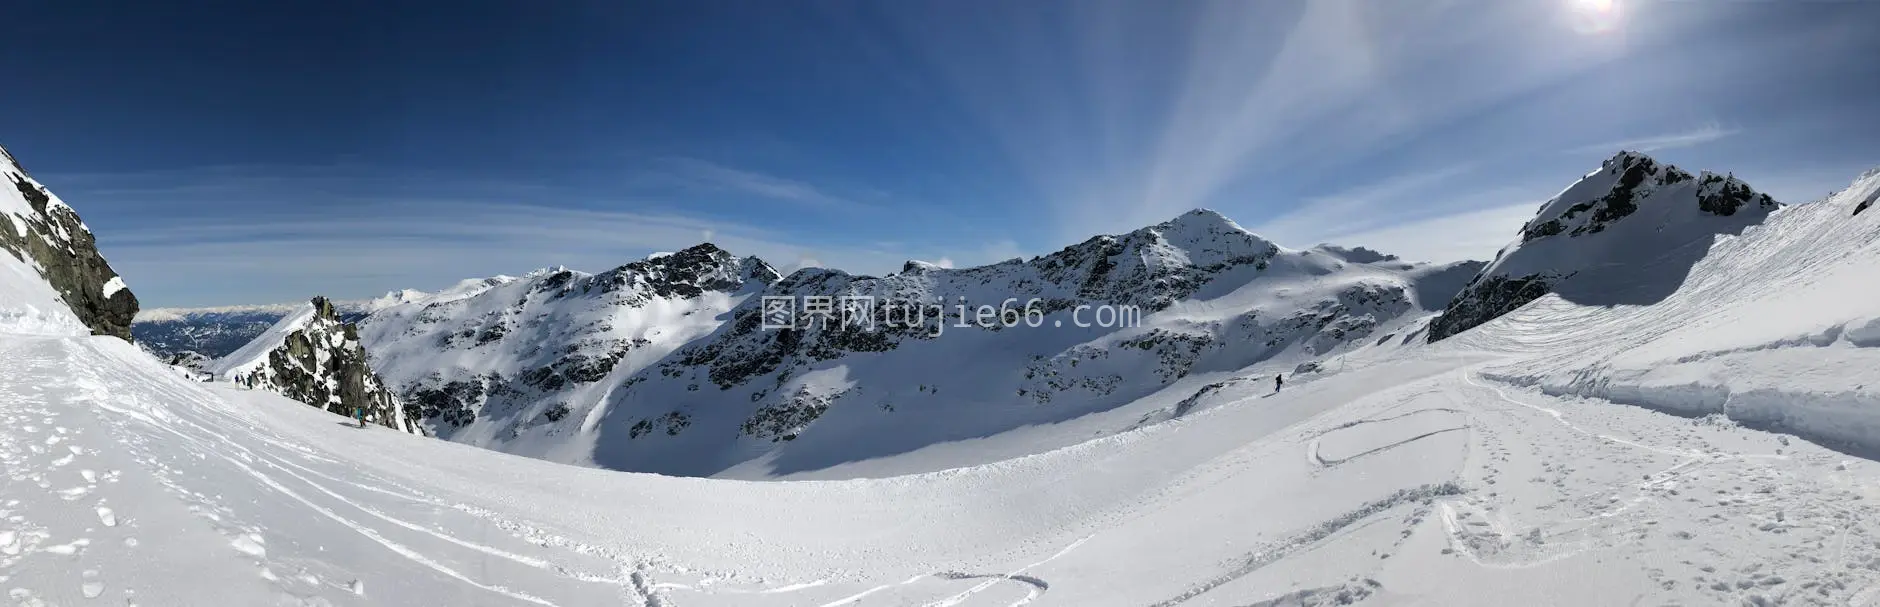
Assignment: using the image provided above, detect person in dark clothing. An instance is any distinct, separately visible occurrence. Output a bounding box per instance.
[1274,374,1283,392]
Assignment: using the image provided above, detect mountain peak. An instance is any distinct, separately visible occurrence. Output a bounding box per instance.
[1154,208,1242,235]
[1430,155,1778,342]
[677,242,726,256]
[1604,149,1658,167]
[309,296,337,321]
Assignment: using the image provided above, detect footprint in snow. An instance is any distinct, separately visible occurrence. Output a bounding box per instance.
[80,570,103,598]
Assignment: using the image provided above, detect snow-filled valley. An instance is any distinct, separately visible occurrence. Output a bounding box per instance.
[11,139,1880,606]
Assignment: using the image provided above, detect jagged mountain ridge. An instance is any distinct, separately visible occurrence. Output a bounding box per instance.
[1428,150,1782,342]
[356,209,1481,477]
[355,244,777,454]
[0,143,138,339]
[206,297,418,434]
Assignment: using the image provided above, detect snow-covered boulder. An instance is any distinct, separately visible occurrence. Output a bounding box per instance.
[209,296,417,434]
[0,143,139,339]
[1428,151,1780,342]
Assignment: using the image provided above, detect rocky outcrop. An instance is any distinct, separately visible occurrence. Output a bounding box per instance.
[1428,274,1560,343]
[0,143,139,340]
[217,297,418,434]
[1429,151,1780,343]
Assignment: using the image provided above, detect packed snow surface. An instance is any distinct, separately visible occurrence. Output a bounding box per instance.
[6,158,1880,605]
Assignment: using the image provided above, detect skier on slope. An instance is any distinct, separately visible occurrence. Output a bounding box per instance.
[354,407,366,428]
[1274,374,1283,393]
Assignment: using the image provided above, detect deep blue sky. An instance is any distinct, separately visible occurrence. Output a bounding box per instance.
[3,0,1878,307]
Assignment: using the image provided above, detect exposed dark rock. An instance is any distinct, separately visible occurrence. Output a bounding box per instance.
[1696,172,1778,217]
[0,145,139,340]
[246,297,418,434]
[1428,274,1557,342]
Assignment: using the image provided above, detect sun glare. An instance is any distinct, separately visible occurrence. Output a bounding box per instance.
[1577,0,1616,13]
[1568,0,1624,34]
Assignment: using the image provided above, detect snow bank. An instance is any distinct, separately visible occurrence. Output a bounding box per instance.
[1500,347,1880,457]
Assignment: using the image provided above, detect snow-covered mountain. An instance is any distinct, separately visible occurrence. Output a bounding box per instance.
[205,296,419,434]
[1428,151,1780,342]
[134,298,392,360]
[0,143,138,340]
[16,136,1880,605]
[355,244,780,457]
[357,210,1482,477]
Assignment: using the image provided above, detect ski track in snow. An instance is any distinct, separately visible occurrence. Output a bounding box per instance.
[12,330,1880,605]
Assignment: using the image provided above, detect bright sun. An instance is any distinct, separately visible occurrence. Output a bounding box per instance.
[1568,0,1623,34]
[1575,0,1617,14]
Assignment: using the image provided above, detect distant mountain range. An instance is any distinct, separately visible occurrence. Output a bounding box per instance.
[120,149,1821,480]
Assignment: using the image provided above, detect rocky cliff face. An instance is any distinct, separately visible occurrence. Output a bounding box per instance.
[1429,151,1781,343]
[210,297,417,434]
[0,143,139,340]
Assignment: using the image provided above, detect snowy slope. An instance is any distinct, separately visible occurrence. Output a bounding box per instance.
[0,143,138,339]
[11,146,1880,604]
[1449,162,1880,457]
[357,211,1482,478]
[11,270,1880,605]
[1429,151,1780,342]
[208,297,419,434]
